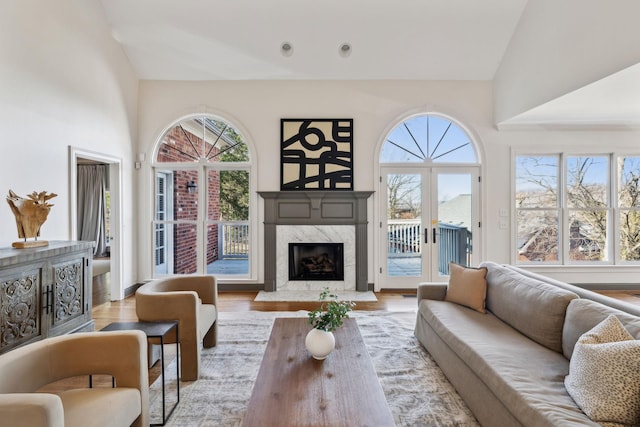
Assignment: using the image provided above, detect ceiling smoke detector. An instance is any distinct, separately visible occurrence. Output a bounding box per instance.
[339,43,351,58]
[281,42,294,57]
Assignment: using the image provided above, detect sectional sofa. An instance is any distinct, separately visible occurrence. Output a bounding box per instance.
[415,261,640,427]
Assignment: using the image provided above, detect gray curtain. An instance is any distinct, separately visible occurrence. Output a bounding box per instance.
[77,164,108,256]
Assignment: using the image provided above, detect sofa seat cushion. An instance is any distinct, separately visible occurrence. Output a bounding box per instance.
[57,388,141,427]
[481,262,578,353]
[419,299,599,427]
[199,303,217,338]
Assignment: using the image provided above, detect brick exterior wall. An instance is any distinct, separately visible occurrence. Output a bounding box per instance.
[157,125,221,273]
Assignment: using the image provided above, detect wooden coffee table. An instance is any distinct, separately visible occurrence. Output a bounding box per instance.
[243,317,395,426]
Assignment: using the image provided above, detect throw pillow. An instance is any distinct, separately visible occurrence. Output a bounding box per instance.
[444,262,488,313]
[564,315,640,425]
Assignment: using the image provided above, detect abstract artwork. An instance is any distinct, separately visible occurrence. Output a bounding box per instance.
[281,119,353,190]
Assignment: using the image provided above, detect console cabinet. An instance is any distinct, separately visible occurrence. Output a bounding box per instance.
[0,241,94,355]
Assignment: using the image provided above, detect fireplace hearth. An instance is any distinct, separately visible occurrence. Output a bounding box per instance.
[289,243,344,281]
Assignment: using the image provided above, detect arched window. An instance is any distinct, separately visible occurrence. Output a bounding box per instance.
[153,115,252,278]
[380,114,477,163]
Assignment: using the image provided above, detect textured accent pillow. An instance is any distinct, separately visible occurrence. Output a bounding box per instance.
[564,315,640,425]
[444,262,487,313]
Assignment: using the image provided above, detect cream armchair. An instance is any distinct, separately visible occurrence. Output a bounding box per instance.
[135,275,218,381]
[0,330,149,427]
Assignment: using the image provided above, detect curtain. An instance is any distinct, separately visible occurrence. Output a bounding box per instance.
[77,164,108,256]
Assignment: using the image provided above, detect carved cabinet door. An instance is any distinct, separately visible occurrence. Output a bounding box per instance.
[47,253,91,337]
[0,264,45,353]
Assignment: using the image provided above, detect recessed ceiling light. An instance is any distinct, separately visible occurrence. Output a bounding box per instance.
[339,43,351,58]
[281,42,293,57]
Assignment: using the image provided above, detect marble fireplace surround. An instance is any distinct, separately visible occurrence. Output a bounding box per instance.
[258,191,373,292]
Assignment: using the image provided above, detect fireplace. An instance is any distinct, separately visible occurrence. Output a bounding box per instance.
[289,243,344,281]
[259,191,374,291]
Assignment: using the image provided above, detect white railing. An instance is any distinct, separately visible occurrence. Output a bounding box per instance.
[387,219,422,256]
[220,223,249,258]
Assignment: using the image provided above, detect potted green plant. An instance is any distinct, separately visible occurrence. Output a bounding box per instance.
[305,287,355,359]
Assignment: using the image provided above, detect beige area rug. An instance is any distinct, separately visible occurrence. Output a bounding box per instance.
[254,290,378,302]
[149,310,479,426]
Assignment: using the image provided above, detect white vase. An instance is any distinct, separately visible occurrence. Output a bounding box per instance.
[305,328,335,360]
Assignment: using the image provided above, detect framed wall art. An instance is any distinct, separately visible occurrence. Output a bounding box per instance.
[280,119,353,191]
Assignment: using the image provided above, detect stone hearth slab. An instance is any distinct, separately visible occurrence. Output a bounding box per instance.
[254,290,377,302]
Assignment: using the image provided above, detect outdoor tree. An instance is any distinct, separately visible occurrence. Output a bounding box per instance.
[387,174,421,219]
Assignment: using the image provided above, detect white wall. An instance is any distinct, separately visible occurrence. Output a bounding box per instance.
[0,0,139,288]
[137,80,640,286]
[494,0,640,125]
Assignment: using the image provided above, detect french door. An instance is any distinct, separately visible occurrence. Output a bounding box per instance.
[379,166,479,288]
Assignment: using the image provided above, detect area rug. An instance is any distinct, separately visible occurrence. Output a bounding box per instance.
[254,290,378,302]
[149,310,479,426]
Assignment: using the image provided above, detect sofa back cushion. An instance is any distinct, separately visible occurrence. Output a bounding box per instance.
[562,298,640,359]
[482,262,578,353]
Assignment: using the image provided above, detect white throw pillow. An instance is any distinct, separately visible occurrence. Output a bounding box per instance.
[564,315,640,425]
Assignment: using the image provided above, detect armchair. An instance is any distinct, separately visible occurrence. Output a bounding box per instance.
[135,275,218,381]
[0,330,149,427]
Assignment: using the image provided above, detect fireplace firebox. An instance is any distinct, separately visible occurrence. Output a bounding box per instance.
[289,243,344,281]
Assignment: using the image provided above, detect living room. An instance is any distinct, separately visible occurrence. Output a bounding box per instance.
[2,0,640,426]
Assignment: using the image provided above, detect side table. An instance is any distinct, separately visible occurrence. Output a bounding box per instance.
[101,321,180,426]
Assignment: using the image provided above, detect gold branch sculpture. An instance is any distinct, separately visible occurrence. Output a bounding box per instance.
[6,190,57,248]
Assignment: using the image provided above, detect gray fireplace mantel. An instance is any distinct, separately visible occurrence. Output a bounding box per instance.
[258,191,374,292]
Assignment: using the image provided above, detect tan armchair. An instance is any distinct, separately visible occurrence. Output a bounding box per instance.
[0,330,149,427]
[135,275,218,381]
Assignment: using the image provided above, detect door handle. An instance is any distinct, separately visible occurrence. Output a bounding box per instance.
[424,228,428,244]
[433,227,436,244]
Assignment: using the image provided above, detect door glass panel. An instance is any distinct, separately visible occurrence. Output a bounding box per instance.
[386,174,422,277]
[437,173,472,275]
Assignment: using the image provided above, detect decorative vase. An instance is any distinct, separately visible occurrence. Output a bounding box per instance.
[305,328,335,360]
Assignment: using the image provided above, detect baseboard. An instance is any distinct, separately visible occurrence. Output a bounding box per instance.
[124,282,147,297]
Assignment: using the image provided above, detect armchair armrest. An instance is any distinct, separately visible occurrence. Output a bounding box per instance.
[0,394,64,427]
[417,282,447,303]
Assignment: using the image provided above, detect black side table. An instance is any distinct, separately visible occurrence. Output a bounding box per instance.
[101,321,180,426]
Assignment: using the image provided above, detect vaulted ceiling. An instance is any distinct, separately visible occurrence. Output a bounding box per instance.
[99,0,640,127]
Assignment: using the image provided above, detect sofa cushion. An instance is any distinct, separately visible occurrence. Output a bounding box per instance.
[444,262,488,313]
[482,262,578,353]
[58,388,141,427]
[562,298,640,359]
[564,315,640,426]
[418,299,599,426]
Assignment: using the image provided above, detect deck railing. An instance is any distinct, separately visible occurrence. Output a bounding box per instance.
[219,223,249,258]
[387,220,472,274]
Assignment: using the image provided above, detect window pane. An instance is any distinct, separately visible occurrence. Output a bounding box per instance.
[619,210,640,261]
[515,156,558,208]
[618,156,640,208]
[566,156,608,208]
[517,210,558,262]
[154,223,197,274]
[208,170,249,221]
[207,224,250,275]
[380,115,476,163]
[568,211,607,261]
[157,116,249,163]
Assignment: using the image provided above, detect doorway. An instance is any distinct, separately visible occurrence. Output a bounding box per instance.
[69,147,123,301]
[376,113,482,289]
[379,167,478,288]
